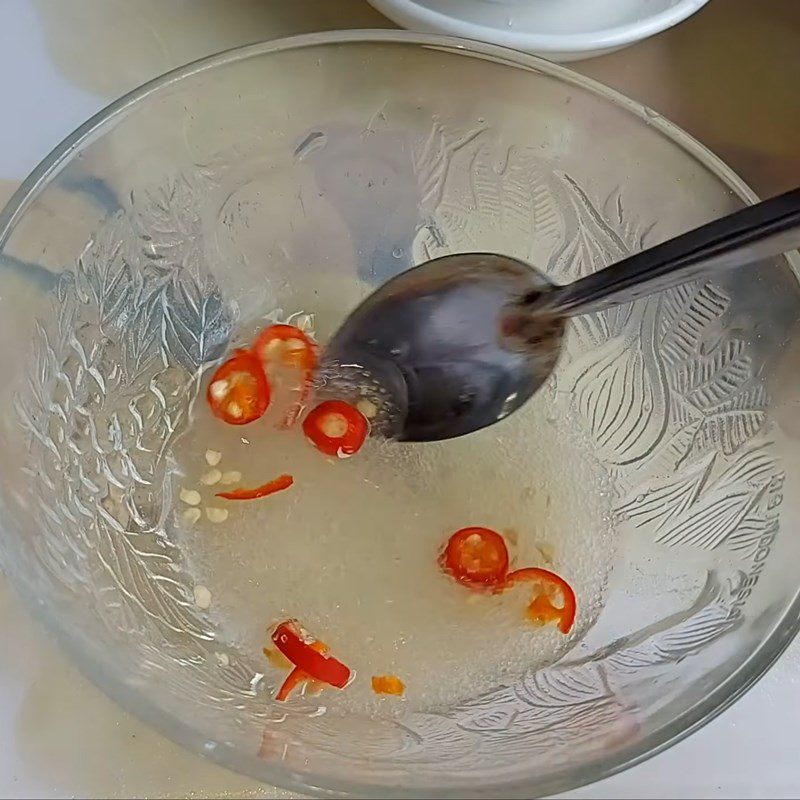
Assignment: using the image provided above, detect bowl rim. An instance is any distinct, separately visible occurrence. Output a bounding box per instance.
[1,28,799,800]
[365,0,711,53]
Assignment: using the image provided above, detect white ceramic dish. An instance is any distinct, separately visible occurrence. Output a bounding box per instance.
[367,0,710,61]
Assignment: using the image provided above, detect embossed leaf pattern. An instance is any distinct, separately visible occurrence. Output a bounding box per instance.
[656,284,768,466]
[135,174,214,280]
[450,688,526,734]
[19,173,234,648]
[659,282,729,362]
[553,179,676,474]
[718,445,776,487]
[615,453,716,530]
[656,482,760,550]
[671,339,752,408]
[428,567,741,758]
[727,513,779,557]
[431,568,738,760]
[602,188,658,257]
[606,594,740,673]
[161,276,231,372]
[412,130,565,264]
[547,173,631,282]
[429,663,628,763]
[681,386,767,463]
[647,447,773,551]
[517,663,611,710]
[556,177,767,477]
[562,299,670,467]
[412,119,487,216]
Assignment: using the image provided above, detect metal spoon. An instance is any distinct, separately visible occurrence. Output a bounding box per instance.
[323,187,800,441]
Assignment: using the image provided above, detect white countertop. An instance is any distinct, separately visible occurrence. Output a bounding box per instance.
[1,1,798,797]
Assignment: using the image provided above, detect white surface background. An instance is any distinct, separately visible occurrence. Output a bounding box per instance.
[0,1,798,797]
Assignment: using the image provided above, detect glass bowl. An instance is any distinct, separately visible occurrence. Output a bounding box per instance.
[1,31,799,799]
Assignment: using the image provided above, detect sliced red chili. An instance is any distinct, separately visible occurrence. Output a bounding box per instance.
[440,527,510,588]
[216,474,293,501]
[253,324,317,373]
[272,620,351,689]
[371,675,405,696]
[504,567,577,634]
[253,324,317,429]
[206,349,271,425]
[302,400,368,458]
[275,666,307,702]
[270,639,328,702]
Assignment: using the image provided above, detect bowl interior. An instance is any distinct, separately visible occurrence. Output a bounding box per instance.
[0,33,799,798]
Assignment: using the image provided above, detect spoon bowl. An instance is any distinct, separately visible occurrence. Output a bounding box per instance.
[324,254,563,440]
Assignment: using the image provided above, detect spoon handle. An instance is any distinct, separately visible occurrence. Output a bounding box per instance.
[544,186,800,317]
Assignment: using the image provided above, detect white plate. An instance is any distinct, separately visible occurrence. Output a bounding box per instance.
[367,0,710,61]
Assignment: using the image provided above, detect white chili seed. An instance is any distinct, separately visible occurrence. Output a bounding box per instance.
[321,413,348,438]
[205,449,222,467]
[205,507,229,524]
[193,585,212,609]
[209,380,228,402]
[180,488,202,506]
[181,507,202,526]
[200,468,223,486]
[220,470,242,485]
